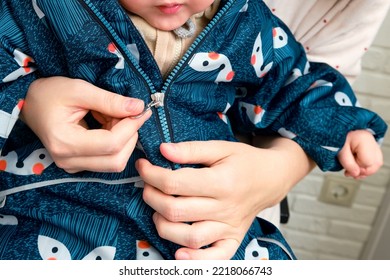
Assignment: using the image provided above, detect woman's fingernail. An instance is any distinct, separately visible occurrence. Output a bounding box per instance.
[163,142,176,150]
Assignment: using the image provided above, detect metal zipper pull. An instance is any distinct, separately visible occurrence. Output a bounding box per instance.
[130,92,164,119]
[150,92,164,107]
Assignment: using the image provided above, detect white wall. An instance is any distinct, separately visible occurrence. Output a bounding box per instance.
[280,10,390,260]
[361,184,390,259]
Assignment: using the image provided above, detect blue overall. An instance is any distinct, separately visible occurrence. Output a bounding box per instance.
[0,0,387,260]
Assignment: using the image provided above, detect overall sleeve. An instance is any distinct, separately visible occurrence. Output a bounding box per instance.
[232,17,388,172]
[0,2,38,150]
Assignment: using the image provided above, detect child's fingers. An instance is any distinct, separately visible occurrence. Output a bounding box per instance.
[354,143,383,177]
[338,147,360,178]
[357,160,382,178]
[338,129,384,179]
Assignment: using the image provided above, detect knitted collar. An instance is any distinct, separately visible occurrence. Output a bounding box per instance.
[173,18,196,38]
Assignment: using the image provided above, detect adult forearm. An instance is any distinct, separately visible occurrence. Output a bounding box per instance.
[252,135,316,189]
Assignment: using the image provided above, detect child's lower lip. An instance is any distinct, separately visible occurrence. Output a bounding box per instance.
[158,4,182,14]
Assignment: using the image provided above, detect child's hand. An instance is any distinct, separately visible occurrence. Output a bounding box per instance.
[21,77,151,173]
[338,130,383,179]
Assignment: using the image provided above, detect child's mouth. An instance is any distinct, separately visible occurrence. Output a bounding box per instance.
[158,4,182,14]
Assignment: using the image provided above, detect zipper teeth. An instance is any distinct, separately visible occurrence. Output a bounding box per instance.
[162,0,235,93]
[81,0,156,93]
[80,0,234,146]
[159,0,234,144]
[80,0,172,146]
[156,107,171,142]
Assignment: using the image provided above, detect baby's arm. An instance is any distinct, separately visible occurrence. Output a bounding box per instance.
[338,130,383,179]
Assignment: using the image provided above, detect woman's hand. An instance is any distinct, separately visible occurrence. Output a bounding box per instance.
[21,77,151,173]
[136,138,315,259]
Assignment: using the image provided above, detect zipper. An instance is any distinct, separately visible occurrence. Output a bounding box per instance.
[78,0,235,146]
[161,0,235,94]
[78,0,156,93]
[157,0,235,145]
[130,92,163,119]
[78,0,172,143]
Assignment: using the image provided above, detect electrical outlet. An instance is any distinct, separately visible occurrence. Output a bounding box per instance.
[318,175,360,207]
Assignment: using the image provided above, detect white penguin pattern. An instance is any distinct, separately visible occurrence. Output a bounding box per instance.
[239,0,249,12]
[217,103,232,124]
[239,102,266,125]
[2,49,36,83]
[0,214,18,226]
[108,43,125,69]
[0,214,18,256]
[244,238,269,260]
[38,235,116,260]
[136,240,164,260]
[307,79,333,91]
[108,42,140,69]
[284,61,311,86]
[272,27,288,49]
[0,100,23,139]
[251,27,289,79]
[188,52,235,83]
[334,91,362,107]
[0,148,53,175]
[277,127,297,140]
[251,32,273,78]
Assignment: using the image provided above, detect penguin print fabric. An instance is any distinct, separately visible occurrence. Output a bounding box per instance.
[0,0,386,260]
